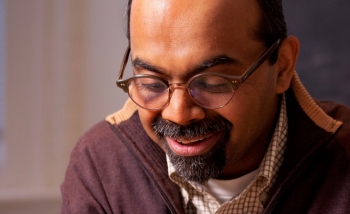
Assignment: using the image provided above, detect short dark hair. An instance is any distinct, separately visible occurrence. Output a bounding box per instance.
[256,0,287,63]
[125,0,287,63]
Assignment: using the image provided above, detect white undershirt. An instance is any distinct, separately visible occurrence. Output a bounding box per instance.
[202,169,259,204]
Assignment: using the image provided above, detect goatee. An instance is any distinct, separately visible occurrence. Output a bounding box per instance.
[152,115,233,183]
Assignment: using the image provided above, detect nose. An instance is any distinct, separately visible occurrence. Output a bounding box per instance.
[161,84,205,126]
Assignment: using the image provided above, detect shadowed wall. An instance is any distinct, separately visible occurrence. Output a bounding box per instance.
[284,1,350,106]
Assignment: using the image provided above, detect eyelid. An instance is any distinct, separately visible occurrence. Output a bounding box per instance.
[133,65,145,74]
[133,65,167,76]
[133,67,170,84]
[133,59,245,83]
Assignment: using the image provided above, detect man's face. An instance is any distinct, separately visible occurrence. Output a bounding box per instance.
[130,0,280,181]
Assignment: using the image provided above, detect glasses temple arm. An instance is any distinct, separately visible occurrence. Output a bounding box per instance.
[240,39,281,83]
[118,46,131,80]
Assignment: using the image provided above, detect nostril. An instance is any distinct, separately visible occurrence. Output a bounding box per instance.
[161,93,206,126]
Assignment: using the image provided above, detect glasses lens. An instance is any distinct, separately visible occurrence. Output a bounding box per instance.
[189,74,234,109]
[128,76,169,109]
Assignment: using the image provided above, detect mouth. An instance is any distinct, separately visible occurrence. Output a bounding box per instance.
[174,133,213,145]
[165,132,222,156]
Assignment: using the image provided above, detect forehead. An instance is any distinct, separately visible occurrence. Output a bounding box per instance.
[129,0,262,72]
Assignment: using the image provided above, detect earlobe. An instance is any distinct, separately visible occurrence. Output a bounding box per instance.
[275,35,300,94]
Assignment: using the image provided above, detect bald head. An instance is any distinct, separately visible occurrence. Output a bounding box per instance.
[126,0,286,60]
[130,0,269,69]
[130,0,260,50]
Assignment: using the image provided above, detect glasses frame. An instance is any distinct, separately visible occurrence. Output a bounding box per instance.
[116,39,281,110]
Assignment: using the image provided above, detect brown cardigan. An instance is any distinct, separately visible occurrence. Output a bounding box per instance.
[61,72,350,213]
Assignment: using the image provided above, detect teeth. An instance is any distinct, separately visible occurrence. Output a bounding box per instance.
[177,137,205,145]
[172,133,214,145]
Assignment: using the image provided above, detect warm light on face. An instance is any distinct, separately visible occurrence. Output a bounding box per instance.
[117,40,280,110]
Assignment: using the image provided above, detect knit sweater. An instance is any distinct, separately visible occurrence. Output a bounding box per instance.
[61,72,350,213]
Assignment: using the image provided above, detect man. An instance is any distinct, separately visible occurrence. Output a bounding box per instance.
[61,0,350,213]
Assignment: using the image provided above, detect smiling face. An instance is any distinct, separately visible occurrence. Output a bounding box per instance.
[129,0,283,181]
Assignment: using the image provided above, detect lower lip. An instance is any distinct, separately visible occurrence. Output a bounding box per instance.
[166,132,221,156]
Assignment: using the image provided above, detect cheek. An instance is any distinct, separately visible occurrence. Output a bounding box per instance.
[220,93,259,142]
[138,108,163,146]
[220,75,277,149]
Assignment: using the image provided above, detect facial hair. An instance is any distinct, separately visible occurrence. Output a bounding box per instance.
[152,115,233,183]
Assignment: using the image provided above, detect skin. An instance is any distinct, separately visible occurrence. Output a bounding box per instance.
[129,0,299,179]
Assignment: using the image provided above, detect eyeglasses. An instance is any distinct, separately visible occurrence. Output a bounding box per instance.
[116,39,280,110]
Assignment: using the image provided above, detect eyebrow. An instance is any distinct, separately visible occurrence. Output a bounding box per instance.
[132,55,240,76]
[132,58,163,74]
[195,55,239,73]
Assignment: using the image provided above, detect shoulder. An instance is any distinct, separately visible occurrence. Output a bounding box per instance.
[61,108,174,213]
[316,100,350,146]
[66,120,133,179]
[70,112,144,167]
[316,100,350,123]
[77,120,116,147]
[71,120,122,160]
[73,99,140,161]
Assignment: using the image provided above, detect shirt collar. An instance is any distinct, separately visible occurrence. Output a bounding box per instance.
[167,94,288,207]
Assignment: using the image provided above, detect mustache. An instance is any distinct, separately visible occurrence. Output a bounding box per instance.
[152,115,233,139]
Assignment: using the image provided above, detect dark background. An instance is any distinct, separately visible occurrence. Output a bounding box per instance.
[283,1,350,106]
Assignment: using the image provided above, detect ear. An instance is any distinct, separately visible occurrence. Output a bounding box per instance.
[274,35,300,94]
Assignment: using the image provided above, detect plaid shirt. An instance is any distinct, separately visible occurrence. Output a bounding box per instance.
[168,95,288,213]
